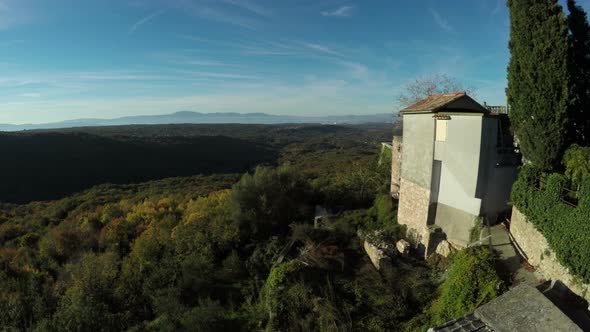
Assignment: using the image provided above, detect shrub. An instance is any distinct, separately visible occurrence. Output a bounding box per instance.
[372,193,397,225]
[469,217,483,244]
[430,247,501,324]
[230,166,312,238]
[361,194,404,240]
[406,246,502,331]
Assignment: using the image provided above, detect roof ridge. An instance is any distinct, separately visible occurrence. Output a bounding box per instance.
[400,92,486,114]
[437,91,465,96]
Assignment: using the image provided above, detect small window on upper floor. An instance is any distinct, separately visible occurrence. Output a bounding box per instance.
[435,119,448,141]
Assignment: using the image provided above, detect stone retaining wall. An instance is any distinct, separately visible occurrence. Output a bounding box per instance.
[391,136,402,198]
[397,177,430,248]
[510,207,590,301]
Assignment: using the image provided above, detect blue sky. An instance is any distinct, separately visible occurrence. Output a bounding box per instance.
[0,0,537,124]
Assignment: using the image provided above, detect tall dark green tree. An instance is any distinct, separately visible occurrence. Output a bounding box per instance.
[568,0,590,145]
[507,0,574,171]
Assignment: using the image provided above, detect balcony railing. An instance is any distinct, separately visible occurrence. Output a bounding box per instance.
[486,105,510,114]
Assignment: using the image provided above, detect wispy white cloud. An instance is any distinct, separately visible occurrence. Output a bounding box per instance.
[77,73,164,81]
[128,9,165,35]
[222,0,271,17]
[0,69,262,93]
[179,59,241,67]
[182,35,252,49]
[151,50,251,68]
[20,92,40,98]
[178,71,259,80]
[169,1,260,30]
[337,61,369,81]
[0,77,46,87]
[183,35,341,59]
[321,5,353,17]
[175,60,220,66]
[429,8,453,32]
[74,70,261,82]
[302,42,344,57]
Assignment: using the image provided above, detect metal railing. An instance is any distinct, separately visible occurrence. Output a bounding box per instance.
[486,105,510,114]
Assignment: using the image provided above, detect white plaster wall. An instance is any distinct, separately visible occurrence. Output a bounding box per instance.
[401,114,434,188]
[434,114,483,214]
[438,161,482,215]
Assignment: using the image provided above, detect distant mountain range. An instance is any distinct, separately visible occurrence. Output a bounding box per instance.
[0,111,395,131]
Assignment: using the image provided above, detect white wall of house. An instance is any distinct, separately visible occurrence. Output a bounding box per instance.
[434,113,483,215]
[400,114,435,188]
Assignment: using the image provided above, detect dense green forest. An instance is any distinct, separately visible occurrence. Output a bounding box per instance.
[0,124,393,203]
[0,123,501,331]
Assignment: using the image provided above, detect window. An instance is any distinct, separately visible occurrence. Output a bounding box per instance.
[435,119,448,141]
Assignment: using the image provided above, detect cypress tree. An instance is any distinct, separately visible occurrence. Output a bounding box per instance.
[567,0,590,145]
[507,0,573,171]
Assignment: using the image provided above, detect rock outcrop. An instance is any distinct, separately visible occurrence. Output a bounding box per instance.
[364,240,390,271]
[435,240,455,258]
[396,239,410,255]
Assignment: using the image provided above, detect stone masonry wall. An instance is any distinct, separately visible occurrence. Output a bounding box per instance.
[511,207,590,301]
[397,177,430,247]
[391,136,402,198]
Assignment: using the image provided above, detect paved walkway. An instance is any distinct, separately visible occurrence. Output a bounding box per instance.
[483,224,538,286]
[485,224,590,330]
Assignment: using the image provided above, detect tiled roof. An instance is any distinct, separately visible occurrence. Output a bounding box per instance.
[428,313,493,332]
[429,284,582,332]
[400,92,487,114]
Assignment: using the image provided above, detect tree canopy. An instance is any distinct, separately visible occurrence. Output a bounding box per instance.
[567,0,590,145]
[507,0,573,171]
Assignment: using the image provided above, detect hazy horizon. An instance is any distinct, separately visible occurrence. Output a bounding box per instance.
[1,110,396,126]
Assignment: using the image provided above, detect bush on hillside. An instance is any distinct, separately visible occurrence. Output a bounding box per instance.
[405,246,503,332]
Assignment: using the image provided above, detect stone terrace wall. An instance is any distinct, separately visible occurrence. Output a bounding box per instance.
[391,136,402,198]
[511,207,590,301]
[397,177,430,247]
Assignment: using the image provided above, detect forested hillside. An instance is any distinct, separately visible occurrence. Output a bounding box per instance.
[0,124,393,203]
[0,126,412,331]
[0,123,502,331]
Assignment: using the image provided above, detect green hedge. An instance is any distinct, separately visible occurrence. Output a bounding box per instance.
[511,165,590,283]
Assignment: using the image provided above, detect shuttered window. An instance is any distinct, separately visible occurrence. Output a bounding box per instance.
[435,119,448,141]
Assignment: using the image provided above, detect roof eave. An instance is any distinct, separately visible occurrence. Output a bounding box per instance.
[401,108,488,115]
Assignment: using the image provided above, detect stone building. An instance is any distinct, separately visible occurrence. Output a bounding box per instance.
[392,92,519,255]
